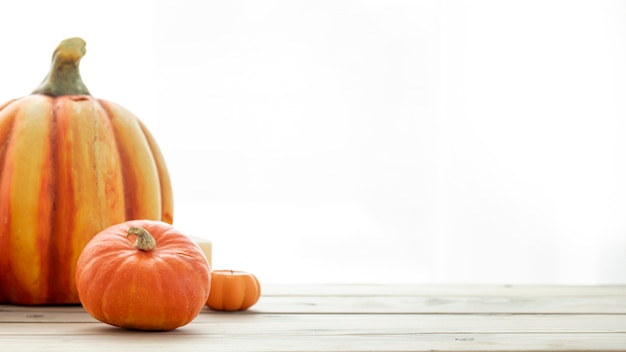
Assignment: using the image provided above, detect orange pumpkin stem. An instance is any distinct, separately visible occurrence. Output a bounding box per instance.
[32,37,91,97]
[127,227,157,252]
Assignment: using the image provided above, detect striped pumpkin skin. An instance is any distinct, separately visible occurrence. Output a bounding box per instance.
[0,94,173,305]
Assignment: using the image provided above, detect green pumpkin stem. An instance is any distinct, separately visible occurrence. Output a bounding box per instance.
[127,227,157,252]
[32,37,91,97]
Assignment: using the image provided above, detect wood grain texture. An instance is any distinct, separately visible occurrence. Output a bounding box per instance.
[1,284,625,352]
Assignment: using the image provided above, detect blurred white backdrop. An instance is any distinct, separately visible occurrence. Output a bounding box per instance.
[1,0,626,284]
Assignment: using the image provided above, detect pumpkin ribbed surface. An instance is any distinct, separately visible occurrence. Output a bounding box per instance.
[207,270,261,311]
[0,38,173,305]
[75,220,210,331]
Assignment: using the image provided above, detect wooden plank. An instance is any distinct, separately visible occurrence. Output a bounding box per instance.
[262,284,626,297]
[3,289,626,315]
[1,313,626,334]
[1,332,626,352]
[192,314,626,334]
[253,295,626,314]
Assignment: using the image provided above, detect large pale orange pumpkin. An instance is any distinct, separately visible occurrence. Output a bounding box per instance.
[0,38,173,305]
[75,220,210,331]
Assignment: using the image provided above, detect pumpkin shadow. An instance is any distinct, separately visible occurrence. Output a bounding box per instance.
[82,323,212,338]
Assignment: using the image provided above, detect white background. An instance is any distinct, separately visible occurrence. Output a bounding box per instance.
[1,0,626,284]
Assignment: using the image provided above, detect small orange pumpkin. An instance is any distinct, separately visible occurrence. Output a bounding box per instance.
[75,220,211,331]
[0,38,172,305]
[207,270,261,311]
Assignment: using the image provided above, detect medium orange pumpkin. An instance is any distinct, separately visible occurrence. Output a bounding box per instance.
[75,220,211,331]
[207,270,261,311]
[0,38,173,305]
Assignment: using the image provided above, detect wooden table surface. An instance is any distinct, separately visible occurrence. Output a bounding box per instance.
[2,284,626,351]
